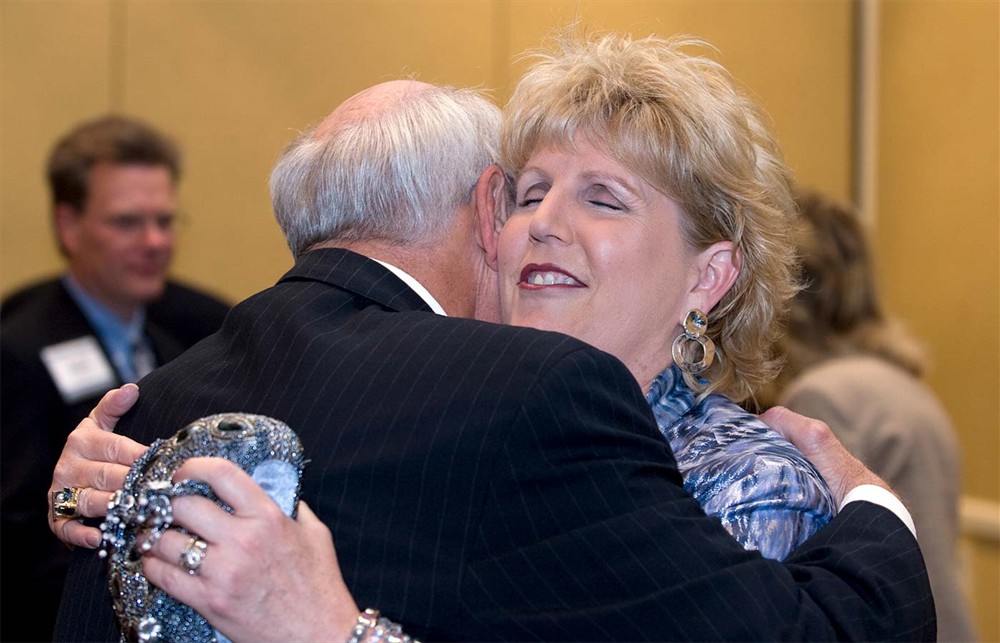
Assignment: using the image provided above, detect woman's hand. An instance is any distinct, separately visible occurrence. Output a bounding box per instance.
[142,457,360,642]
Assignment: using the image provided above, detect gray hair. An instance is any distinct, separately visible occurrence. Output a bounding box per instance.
[271,85,500,256]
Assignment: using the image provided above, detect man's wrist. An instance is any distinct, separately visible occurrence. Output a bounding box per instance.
[841,484,916,537]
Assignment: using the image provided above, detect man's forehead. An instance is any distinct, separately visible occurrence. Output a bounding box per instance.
[84,163,176,210]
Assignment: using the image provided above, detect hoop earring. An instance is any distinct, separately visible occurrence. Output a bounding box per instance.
[671,309,715,375]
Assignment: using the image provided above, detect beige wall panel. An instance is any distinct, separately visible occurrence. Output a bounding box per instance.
[878,4,999,638]
[501,0,855,201]
[121,1,496,301]
[878,0,999,500]
[1,1,113,297]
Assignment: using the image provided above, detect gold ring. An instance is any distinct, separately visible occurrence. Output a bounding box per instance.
[52,486,82,520]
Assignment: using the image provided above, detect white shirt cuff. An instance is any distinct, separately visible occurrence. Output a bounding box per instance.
[840,484,917,538]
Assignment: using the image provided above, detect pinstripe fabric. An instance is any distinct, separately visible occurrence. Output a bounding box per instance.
[54,249,934,641]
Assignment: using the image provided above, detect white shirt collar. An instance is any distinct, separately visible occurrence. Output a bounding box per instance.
[372,259,447,316]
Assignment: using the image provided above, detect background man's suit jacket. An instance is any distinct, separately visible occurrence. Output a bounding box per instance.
[54,249,935,641]
[0,278,229,642]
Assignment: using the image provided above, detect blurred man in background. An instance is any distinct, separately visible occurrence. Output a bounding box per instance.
[1,115,230,641]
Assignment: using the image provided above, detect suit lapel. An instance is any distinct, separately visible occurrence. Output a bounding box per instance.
[277,248,433,314]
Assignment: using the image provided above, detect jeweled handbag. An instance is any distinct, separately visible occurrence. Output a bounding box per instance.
[100,413,304,643]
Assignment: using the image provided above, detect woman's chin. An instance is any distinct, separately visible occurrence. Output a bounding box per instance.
[505,312,570,336]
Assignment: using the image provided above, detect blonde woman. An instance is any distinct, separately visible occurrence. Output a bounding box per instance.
[495,33,834,560]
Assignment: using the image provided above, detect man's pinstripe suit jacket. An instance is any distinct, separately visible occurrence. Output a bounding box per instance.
[55,248,935,642]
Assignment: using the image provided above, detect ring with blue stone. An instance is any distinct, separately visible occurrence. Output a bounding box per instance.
[52,486,82,520]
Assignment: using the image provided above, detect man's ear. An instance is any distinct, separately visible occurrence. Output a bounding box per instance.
[684,241,742,316]
[472,165,506,272]
[54,203,81,255]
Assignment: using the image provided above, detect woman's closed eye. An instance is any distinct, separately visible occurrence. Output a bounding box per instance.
[517,183,549,208]
[586,185,626,211]
[588,199,624,211]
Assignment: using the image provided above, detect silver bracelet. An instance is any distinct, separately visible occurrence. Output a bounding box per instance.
[347,608,418,643]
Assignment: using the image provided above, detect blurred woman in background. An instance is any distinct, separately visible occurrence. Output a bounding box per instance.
[767,189,976,642]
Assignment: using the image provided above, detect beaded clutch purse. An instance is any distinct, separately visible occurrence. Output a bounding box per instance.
[100,413,304,643]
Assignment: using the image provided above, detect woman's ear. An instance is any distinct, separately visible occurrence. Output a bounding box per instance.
[473,165,506,272]
[685,241,741,315]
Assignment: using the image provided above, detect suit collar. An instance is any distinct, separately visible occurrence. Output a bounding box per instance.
[278,248,434,314]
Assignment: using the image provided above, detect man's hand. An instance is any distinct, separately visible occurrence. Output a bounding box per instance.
[142,458,361,642]
[48,384,148,548]
[759,406,889,507]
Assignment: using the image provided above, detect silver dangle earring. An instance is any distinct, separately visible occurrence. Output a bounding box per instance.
[671,309,715,375]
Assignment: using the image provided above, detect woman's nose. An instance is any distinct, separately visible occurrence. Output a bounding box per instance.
[528,192,573,244]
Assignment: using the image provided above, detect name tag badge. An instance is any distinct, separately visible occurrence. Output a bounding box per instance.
[40,336,118,404]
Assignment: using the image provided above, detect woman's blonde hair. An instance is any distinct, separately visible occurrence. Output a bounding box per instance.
[500,33,798,402]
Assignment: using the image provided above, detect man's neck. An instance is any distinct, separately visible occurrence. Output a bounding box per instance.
[63,272,140,323]
[314,240,476,318]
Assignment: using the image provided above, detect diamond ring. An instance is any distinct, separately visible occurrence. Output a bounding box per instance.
[178,536,208,575]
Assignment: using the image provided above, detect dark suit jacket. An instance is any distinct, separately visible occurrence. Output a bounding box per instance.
[0,278,229,642]
[54,249,935,641]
